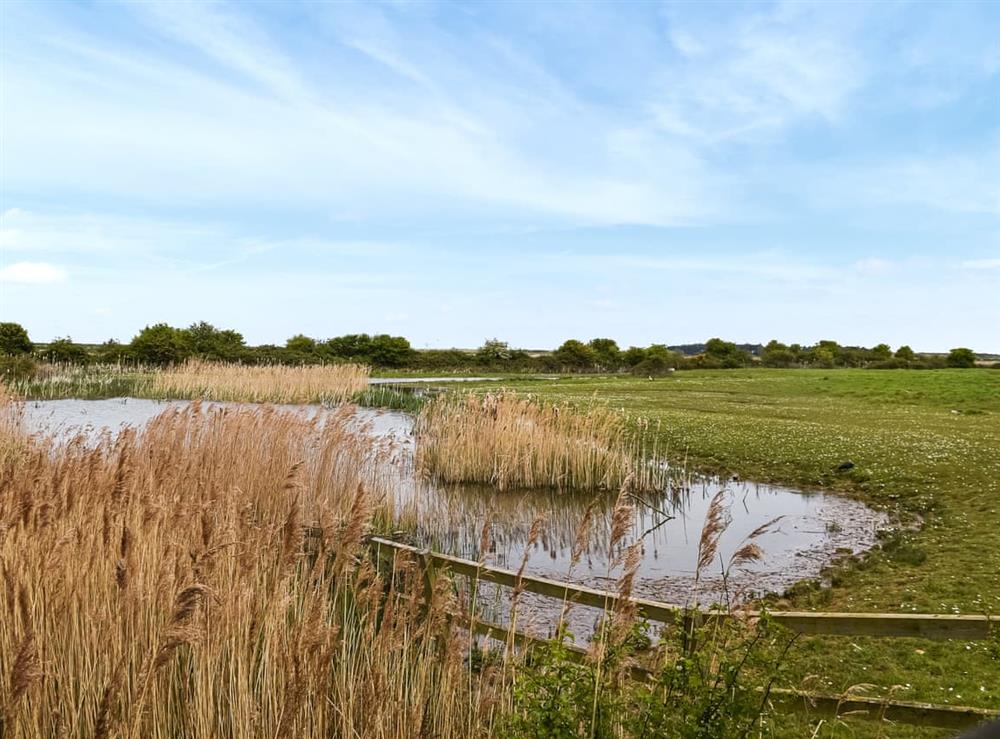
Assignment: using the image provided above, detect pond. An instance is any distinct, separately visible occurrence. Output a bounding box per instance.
[21,398,888,632]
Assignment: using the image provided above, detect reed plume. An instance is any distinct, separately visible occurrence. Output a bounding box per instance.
[415,391,667,493]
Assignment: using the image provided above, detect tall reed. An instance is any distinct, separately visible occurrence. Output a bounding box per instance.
[150,359,369,404]
[0,396,500,738]
[415,391,667,492]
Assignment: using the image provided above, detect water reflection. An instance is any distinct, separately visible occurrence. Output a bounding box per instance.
[22,399,887,608]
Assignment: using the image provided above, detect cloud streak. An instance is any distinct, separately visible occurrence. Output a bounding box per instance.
[0,261,67,284]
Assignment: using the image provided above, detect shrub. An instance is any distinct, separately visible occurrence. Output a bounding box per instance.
[947,347,977,368]
[0,322,32,355]
[0,355,36,383]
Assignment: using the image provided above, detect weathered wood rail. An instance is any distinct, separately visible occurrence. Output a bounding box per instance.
[367,535,1000,730]
[369,537,996,640]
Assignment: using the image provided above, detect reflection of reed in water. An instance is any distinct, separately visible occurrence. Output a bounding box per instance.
[405,478,697,572]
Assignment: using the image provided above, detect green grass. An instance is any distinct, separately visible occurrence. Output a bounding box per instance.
[458,370,1000,734]
[12,365,999,733]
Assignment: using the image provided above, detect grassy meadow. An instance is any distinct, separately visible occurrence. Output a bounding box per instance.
[4,364,999,735]
[458,369,1000,726]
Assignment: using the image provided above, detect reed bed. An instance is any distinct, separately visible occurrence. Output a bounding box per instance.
[0,390,781,737]
[7,363,151,400]
[414,391,668,492]
[0,396,502,738]
[150,360,369,404]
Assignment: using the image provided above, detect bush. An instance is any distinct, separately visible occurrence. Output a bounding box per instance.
[130,323,192,365]
[631,356,675,377]
[947,347,977,368]
[42,337,90,364]
[0,322,33,355]
[0,354,37,383]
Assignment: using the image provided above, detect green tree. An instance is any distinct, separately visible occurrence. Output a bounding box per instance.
[476,338,512,363]
[813,340,843,366]
[368,334,414,367]
[0,322,33,355]
[96,339,129,363]
[325,334,375,361]
[704,338,750,368]
[646,344,682,367]
[840,347,866,367]
[184,321,246,361]
[761,340,796,368]
[285,334,318,355]
[45,337,89,363]
[894,345,916,362]
[130,324,191,365]
[553,339,597,371]
[810,347,837,368]
[622,346,648,367]
[946,347,977,368]
[587,338,621,370]
[870,343,892,362]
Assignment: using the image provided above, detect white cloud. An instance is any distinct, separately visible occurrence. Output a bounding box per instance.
[654,4,866,143]
[0,0,730,227]
[854,258,893,275]
[0,261,67,284]
[961,258,1000,270]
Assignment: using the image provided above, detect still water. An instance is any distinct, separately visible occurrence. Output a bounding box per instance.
[22,398,887,626]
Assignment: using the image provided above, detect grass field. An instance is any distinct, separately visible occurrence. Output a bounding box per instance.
[458,369,1000,730]
[9,366,999,734]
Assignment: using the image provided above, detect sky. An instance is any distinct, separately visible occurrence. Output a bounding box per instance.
[1,0,998,352]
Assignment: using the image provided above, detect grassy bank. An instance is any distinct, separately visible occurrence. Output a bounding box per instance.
[459,370,1000,730]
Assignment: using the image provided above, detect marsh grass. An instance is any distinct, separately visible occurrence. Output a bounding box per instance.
[352,384,428,413]
[8,362,151,399]
[0,395,502,738]
[415,391,668,493]
[150,359,369,404]
[0,385,788,738]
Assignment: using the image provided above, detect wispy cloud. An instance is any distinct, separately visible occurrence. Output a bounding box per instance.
[961,258,1000,270]
[0,261,67,284]
[1,1,998,348]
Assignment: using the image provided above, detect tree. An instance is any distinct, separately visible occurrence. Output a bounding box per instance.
[810,347,837,368]
[870,343,892,362]
[368,334,414,367]
[476,338,512,363]
[894,345,916,362]
[285,334,317,355]
[946,347,977,368]
[130,324,191,365]
[553,340,597,371]
[587,338,621,370]
[184,321,245,361]
[325,334,374,361]
[811,340,843,367]
[704,338,750,368]
[761,340,796,368]
[96,339,128,363]
[46,337,89,363]
[622,346,648,367]
[0,322,32,355]
[646,344,682,367]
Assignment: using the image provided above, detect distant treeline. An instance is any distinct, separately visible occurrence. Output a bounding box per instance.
[0,321,991,377]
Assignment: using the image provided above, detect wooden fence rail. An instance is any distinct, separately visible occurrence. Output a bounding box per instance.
[366,535,1000,731]
[368,536,996,640]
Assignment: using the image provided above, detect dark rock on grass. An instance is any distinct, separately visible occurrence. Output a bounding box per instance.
[835,461,855,472]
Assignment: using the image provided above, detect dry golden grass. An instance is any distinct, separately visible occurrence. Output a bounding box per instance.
[0,396,502,738]
[150,359,369,404]
[415,391,667,492]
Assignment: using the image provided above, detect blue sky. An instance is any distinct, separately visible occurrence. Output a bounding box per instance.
[1,0,998,351]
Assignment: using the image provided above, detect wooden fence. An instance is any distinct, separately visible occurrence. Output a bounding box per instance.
[367,536,999,732]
